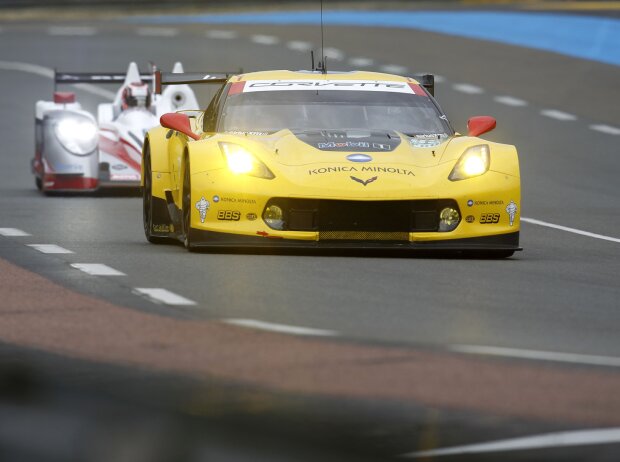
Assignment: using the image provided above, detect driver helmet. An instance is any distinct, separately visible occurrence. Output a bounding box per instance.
[121,82,151,110]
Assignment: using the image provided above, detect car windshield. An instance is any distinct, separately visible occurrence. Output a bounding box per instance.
[219,86,452,136]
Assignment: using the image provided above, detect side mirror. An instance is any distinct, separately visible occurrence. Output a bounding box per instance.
[467,116,496,137]
[160,113,200,140]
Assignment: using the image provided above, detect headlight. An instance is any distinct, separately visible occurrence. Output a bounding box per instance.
[219,142,274,179]
[448,144,490,181]
[439,207,460,232]
[54,117,98,155]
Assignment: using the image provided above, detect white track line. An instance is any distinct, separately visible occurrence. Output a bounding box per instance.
[136,27,178,37]
[494,95,528,107]
[223,319,337,337]
[453,83,484,94]
[48,26,97,36]
[287,40,313,51]
[541,109,577,121]
[323,47,345,60]
[348,57,374,67]
[70,263,125,276]
[450,344,620,368]
[206,29,238,39]
[590,124,620,135]
[402,428,620,458]
[522,217,620,244]
[27,244,73,254]
[133,288,196,306]
[0,228,30,237]
[0,60,114,100]
[380,64,408,74]
[251,34,279,45]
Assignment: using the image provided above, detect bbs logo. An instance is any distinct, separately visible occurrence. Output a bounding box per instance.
[217,210,241,221]
[480,213,500,224]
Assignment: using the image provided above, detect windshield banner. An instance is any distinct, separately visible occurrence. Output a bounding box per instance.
[237,80,426,95]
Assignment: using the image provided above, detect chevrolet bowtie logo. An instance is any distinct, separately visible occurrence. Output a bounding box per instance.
[350,176,378,186]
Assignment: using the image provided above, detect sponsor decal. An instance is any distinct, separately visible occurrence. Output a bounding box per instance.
[56,163,84,173]
[111,164,128,170]
[308,166,414,176]
[410,133,448,148]
[480,213,501,224]
[195,197,210,223]
[318,141,370,149]
[372,142,392,151]
[346,154,373,163]
[242,80,416,94]
[350,176,378,186]
[213,195,220,203]
[225,130,270,136]
[152,224,170,233]
[469,200,504,206]
[506,200,518,226]
[246,213,258,221]
[465,215,475,223]
[217,210,241,221]
[220,197,257,204]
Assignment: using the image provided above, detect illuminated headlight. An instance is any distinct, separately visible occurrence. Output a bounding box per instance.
[263,205,285,230]
[448,145,490,181]
[439,207,460,232]
[219,142,274,179]
[54,117,98,155]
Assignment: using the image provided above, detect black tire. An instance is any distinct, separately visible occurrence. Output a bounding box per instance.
[35,176,42,191]
[182,157,197,252]
[143,148,168,244]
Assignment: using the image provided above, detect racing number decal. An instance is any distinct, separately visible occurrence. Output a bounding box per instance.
[480,213,500,224]
[217,210,241,221]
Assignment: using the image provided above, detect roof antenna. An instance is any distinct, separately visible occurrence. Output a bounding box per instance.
[310,50,315,71]
[319,0,327,74]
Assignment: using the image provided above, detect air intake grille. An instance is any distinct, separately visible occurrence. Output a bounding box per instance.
[319,231,410,241]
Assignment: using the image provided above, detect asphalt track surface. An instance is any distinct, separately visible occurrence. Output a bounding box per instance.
[0,8,620,461]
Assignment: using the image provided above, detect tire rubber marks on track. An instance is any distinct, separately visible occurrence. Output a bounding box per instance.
[0,228,31,237]
[70,263,126,276]
[223,319,337,337]
[522,217,620,244]
[27,244,73,254]
[401,428,620,458]
[450,344,620,368]
[133,288,196,306]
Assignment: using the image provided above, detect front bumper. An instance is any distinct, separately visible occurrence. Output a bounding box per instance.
[188,228,520,251]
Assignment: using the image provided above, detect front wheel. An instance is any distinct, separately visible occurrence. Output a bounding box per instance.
[182,158,197,252]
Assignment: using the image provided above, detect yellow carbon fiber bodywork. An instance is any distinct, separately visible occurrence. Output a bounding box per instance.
[143,70,520,248]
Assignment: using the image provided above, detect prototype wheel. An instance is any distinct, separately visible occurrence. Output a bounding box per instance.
[181,157,196,251]
[142,148,168,244]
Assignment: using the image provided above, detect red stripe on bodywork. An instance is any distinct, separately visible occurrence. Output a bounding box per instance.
[228,81,245,95]
[43,174,98,191]
[98,135,141,172]
[408,83,428,96]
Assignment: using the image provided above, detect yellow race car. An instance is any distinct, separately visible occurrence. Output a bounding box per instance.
[142,70,520,257]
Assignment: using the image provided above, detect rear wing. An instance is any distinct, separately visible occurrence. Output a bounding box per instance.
[154,70,240,94]
[412,74,434,96]
[54,71,152,87]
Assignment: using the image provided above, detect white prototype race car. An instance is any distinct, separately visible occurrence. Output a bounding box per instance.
[33,62,200,193]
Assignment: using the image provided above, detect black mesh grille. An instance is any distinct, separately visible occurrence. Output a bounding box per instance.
[266,199,459,234]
